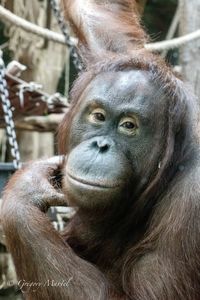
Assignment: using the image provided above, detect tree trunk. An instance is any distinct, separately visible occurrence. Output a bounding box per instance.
[179,0,200,100]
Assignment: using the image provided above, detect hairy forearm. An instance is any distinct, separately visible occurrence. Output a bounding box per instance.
[1,162,108,300]
[2,199,107,300]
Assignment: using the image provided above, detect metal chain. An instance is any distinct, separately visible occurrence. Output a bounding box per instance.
[50,0,83,71]
[0,51,21,169]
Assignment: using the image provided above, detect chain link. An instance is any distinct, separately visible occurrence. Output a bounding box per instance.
[0,1,82,169]
[0,51,21,169]
[50,0,83,72]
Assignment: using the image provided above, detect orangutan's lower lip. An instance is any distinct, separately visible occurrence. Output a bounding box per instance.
[67,173,120,189]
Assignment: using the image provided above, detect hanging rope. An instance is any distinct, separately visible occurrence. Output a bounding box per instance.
[0,4,82,71]
[49,0,83,71]
[0,50,21,169]
[0,5,68,45]
[1,4,200,53]
[145,29,200,52]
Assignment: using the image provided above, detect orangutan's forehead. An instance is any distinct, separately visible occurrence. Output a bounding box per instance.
[84,70,160,102]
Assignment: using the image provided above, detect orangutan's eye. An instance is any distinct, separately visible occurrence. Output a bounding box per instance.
[88,108,106,124]
[119,117,138,136]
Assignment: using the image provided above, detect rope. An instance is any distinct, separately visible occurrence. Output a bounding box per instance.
[49,0,83,71]
[0,50,21,169]
[146,29,200,51]
[1,4,200,53]
[161,2,180,57]
[0,5,76,46]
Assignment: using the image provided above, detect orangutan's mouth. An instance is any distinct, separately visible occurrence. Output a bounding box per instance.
[67,173,120,189]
